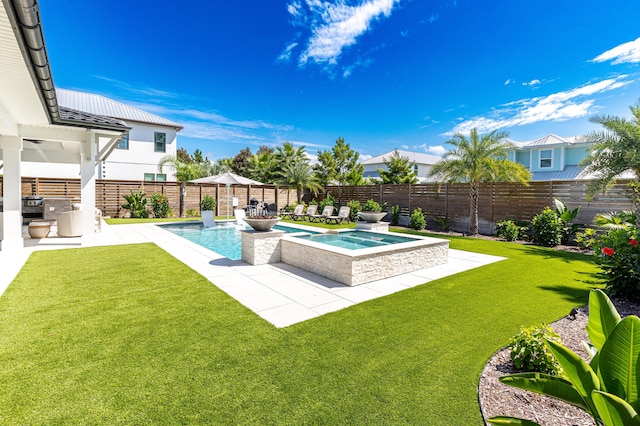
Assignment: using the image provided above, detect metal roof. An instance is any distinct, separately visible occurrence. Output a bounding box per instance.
[362,149,441,165]
[507,134,590,149]
[58,106,129,131]
[56,88,183,130]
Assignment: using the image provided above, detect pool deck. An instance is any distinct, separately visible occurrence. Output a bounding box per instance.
[0,221,506,328]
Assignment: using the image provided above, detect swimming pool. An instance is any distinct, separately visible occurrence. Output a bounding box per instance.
[292,231,417,250]
[159,222,314,260]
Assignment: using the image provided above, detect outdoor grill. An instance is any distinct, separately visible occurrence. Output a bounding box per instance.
[22,195,44,218]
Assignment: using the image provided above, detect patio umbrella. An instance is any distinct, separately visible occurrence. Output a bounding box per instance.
[190,172,264,222]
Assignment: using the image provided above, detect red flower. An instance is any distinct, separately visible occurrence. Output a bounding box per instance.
[602,247,615,256]
[630,239,639,247]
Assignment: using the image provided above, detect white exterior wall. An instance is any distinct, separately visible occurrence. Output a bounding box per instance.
[363,162,435,183]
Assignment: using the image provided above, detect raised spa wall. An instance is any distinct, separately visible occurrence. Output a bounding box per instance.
[241,229,449,286]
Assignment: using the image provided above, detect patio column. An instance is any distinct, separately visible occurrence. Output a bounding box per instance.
[80,132,97,236]
[0,136,23,251]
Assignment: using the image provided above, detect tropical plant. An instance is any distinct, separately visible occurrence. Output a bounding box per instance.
[575,228,598,250]
[318,194,337,211]
[434,216,450,232]
[185,208,199,217]
[279,160,323,204]
[158,155,205,217]
[508,324,562,376]
[149,192,170,218]
[200,195,216,212]
[231,147,253,177]
[488,289,640,426]
[275,141,307,170]
[531,207,563,247]
[377,149,418,184]
[121,188,149,218]
[580,99,640,227]
[594,211,637,230]
[362,199,382,212]
[409,208,426,230]
[593,227,640,302]
[429,128,530,235]
[553,198,583,244]
[495,220,521,242]
[391,205,400,226]
[315,137,364,186]
[347,200,361,223]
[248,150,277,183]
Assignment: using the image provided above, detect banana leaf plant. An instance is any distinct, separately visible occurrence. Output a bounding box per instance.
[488,290,640,426]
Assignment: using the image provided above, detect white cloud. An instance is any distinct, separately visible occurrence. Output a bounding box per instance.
[504,79,512,85]
[293,0,400,65]
[426,145,446,156]
[448,76,632,135]
[522,79,541,87]
[592,37,640,65]
[277,42,299,62]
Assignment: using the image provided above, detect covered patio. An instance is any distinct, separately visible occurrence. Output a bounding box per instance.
[0,0,129,251]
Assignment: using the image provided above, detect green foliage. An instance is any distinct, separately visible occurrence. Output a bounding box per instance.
[200,195,216,211]
[149,192,170,218]
[318,193,337,211]
[575,228,598,250]
[121,188,149,218]
[434,216,450,231]
[158,154,206,218]
[531,207,563,247]
[279,160,323,203]
[390,205,400,226]
[314,137,364,186]
[409,207,426,230]
[496,220,521,242]
[509,324,562,375]
[185,208,199,217]
[231,147,253,176]
[362,199,382,212]
[553,198,583,244]
[377,149,418,184]
[347,200,361,223]
[594,211,637,230]
[490,290,640,426]
[593,227,640,302]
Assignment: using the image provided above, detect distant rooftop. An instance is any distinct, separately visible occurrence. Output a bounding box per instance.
[506,134,589,149]
[362,149,441,165]
[56,89,183,130]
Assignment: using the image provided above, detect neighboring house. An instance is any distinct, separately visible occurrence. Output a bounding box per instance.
[21,89,183,181]
[362,150,442,183]
[505,134,605,181]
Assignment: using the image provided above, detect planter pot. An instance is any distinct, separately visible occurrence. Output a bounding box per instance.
[358,212,387,223]
[244,217,281,232]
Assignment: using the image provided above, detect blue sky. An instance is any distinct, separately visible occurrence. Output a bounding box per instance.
[40,0,640,161]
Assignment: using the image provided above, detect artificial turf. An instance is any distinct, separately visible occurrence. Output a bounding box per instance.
[0,236,599,424]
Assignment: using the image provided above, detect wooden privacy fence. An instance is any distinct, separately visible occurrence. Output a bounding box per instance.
[0,177,298,218]
[311,180,636,234]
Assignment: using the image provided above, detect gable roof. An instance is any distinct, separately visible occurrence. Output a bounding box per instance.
[362,150,441,165]
[56,88,183,130]
[506,134,590,149]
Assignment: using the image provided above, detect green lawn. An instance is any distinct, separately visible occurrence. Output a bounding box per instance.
[0,235,600,424]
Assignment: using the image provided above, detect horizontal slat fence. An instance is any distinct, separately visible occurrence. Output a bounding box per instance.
[312,180,636,234]
[0,177,296,218]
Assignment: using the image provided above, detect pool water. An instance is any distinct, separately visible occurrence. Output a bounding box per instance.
[159,222,313,260]
[293,231,418,250]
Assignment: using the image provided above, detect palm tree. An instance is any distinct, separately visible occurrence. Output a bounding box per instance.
[581,100,640,225]
[429,128,530,235]
[248,151,277,183]
[275,141,307,169]
[158,155,204,217]
[279,160,323,204]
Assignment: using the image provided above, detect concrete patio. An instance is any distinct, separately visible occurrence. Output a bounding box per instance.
[0,221,505,328]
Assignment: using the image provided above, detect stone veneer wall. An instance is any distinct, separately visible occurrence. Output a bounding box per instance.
[281,238,449,286]
[241,230,285,265]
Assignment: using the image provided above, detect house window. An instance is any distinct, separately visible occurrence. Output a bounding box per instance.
[154,132,166,152]
[144,173,167,181]
[539,149,552,168]
[144,173,155,181]
[156,174,167,182]
[116,133,129,150]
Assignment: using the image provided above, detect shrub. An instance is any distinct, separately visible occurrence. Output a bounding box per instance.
[575,227,598,250]
[121,188,149,218]
[508,324,562,376]
[594,210,637,230]
[531,207,563,247]
[409,207,426,230]
[186,208,199,217]
[200,195,216,211]
[149,192,170,218]
[553,198,582,243]
[434,216,450,232]
[594,227,640,302]
[362,199,382,212]
[347,200,361,223]
[319,194,337,211]
[495,220,520,242]
[390,205,400,226]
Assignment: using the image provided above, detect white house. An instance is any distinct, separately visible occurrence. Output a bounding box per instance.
[0,0,129,250]
[362,150,442,183]
[20,89,183,181]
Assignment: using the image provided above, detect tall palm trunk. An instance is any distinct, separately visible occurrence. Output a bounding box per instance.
[179,182,186,218]
[469,183,479,235]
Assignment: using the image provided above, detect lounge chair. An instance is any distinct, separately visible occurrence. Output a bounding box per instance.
[234,209,247,227]
[296,204,317,221]
[281,204,303,220]
[202,210,216,228]
[308,205,334,222]
[324,206,351,224]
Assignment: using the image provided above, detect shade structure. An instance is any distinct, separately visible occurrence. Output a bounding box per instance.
[190,172,264,223]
